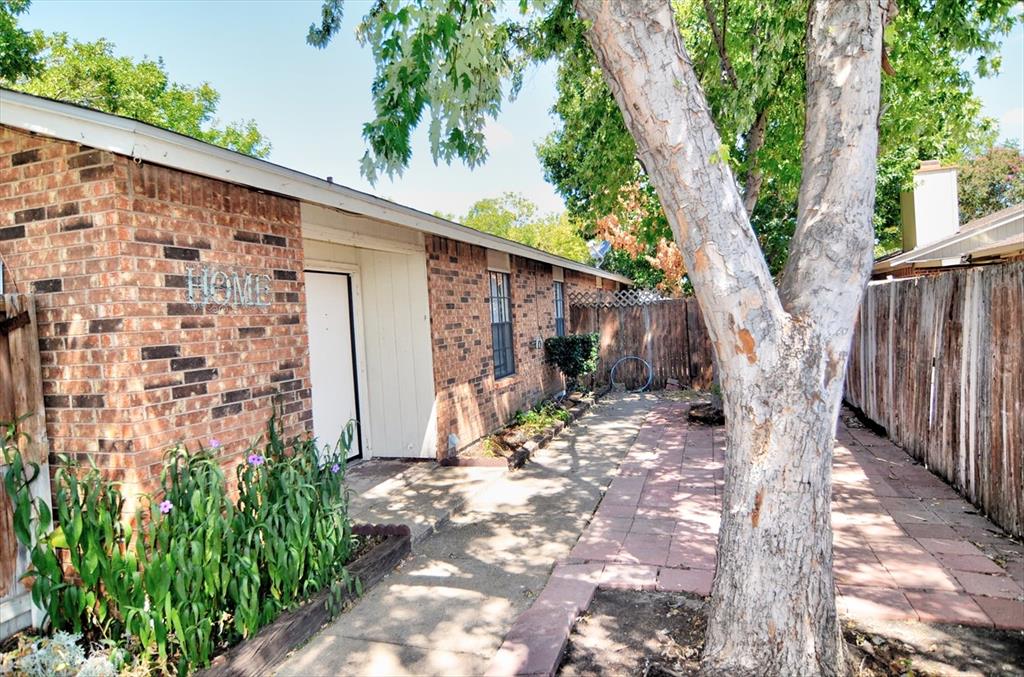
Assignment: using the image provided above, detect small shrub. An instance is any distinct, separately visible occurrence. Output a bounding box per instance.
[1,413,359,675]
[544,333,600,389]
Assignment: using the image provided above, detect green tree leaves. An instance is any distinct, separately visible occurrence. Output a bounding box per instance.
[536,0,1015,275]
[3,32,271,158]
[446,192,591,262]
[957,144,1024,224]
[0,0,40,80]
[309,0,1017,276]
[347,0,528,182]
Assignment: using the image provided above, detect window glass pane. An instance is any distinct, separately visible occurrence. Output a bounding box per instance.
[490,271,515,378]
[553,282,565,337]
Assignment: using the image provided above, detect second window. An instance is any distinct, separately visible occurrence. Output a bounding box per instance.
[554,281,565,337]
[489,271,515,378]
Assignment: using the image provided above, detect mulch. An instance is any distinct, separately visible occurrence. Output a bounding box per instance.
[558,589,1024,676]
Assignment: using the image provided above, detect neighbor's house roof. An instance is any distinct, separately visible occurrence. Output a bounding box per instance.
[873,202,1024,276]
[0,88,631,285]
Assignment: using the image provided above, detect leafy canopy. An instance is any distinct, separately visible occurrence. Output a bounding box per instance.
[0,0,39,80]
[441,192,590,263]
[309,0,530,182]
[306,0,1017,281]
[3,32,271,158]
[957,144,1024,224]
[538,0,1016,274]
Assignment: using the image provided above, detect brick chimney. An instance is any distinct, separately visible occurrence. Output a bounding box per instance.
[900,160,960,252]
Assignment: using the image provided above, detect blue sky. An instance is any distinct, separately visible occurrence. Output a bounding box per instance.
[19,0,1024,218]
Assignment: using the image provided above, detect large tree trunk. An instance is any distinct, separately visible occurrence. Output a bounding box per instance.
[574,0,884,673]
[701,325,847,674]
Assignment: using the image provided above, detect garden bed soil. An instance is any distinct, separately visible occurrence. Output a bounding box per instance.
[558,589,1024,677]
[442,390,602,469]
[198,524,411,677]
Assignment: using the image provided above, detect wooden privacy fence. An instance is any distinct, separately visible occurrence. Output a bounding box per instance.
[846,262,1024,537]
[1,293,51,638]
[568,290,714,390]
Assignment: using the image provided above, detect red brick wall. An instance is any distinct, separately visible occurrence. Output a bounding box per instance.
[0,126,311,492]
[425,236,601,455]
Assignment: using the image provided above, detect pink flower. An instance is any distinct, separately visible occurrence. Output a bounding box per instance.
[209,438,221,449]
[159,500,173,514]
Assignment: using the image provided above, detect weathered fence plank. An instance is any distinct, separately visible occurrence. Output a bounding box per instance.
[568,296,715,390]
[1,293,51,638]
[846,262,1023,537]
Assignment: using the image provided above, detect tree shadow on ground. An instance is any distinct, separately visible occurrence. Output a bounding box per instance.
[277,394,655,676]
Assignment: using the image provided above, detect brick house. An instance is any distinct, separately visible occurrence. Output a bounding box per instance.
[0,88,628,493]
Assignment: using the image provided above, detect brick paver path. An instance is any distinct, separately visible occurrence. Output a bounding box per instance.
[487,401,1024,676]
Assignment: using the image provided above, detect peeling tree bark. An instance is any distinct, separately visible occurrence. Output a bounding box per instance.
[573,0,884,674]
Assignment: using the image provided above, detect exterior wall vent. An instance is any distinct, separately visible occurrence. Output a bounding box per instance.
[487,249,511,273]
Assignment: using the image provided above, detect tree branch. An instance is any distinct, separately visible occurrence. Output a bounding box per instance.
[574,0,784,371]
[742,60,797,215]
[778,0,885,329]
[742,108,767,216]
[702,0,739,88]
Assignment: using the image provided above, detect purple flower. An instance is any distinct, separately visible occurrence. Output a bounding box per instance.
[209,438,221,449]
[330,463,340,474]
[159,500,173,514]
[247,453,265,466]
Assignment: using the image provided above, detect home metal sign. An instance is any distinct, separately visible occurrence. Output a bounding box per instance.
[186,267,272,309]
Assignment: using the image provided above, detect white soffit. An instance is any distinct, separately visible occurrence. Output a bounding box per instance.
[0,88,631,285]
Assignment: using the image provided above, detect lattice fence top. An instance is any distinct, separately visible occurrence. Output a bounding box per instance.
[567,288,674,308]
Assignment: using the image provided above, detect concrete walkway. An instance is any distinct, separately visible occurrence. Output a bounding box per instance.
[275,394,655,676]
[344,458,505,545]
[488,401,1024,675]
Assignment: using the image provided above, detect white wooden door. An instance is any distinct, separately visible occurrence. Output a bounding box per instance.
[305,271,361,459]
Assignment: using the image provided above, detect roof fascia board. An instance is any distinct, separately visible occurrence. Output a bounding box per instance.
[0,89,631,285]
[883,211,1022,268]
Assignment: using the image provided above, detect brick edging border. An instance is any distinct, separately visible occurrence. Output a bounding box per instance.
[198,524,411,677]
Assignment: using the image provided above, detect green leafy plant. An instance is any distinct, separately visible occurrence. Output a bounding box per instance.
[1,413,359,675]
[481,435,506,458]
[544,333,600,390]
[512,401,571,436]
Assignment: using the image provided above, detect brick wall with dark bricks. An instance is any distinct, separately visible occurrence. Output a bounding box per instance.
[0,125,312,492]
[424,235,603,456]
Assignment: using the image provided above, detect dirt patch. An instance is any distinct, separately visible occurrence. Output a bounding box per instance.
[559,589,1024,676]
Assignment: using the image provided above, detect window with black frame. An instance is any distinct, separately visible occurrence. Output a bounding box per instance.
[553,281,565,337]
[489,271,515,378]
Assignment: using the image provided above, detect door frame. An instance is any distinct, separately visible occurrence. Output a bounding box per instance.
[304,264,373,460]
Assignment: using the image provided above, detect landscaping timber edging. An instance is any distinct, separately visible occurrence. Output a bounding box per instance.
[441,388,607,470]
[197,523,411,677]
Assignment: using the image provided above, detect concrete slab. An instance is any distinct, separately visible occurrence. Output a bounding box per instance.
[276,393,654,676]
[277,635,490,677]
[346,461,504,544]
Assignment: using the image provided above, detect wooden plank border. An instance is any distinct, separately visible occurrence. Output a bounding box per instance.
[198,524,412,677]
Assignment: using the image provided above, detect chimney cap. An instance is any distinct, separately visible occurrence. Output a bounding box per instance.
[915,159,957,174]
